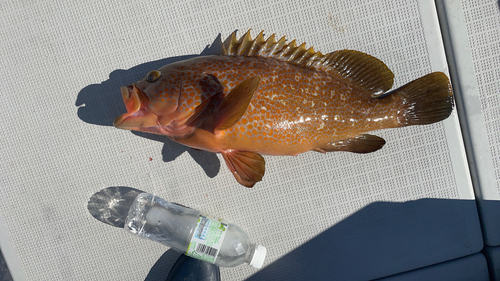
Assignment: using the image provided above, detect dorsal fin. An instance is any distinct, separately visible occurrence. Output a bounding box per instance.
[222,30,394,95]
[223,30,319,66]
[325,50,394,96]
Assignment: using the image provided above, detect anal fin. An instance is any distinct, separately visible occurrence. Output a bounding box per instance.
[317,134,386,154]
[221,150,265,187]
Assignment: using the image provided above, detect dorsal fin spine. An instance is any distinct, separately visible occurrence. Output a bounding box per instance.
[224,33,238,55]
[237,31,252,56]
[293,44,310,64]
[258,34,275,56]
[273,36,287,57]
[248,31,265,56]
[305,51,322,67]
[279,39,295,59]
[312,52,325,67]
[296,47,311,64]
[290,43,306,62]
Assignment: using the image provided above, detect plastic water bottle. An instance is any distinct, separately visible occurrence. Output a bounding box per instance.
[124,193,266,268]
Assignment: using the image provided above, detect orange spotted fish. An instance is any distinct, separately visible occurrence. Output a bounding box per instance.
[114,30,453,187]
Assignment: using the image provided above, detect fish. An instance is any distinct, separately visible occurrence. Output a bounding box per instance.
[113,30,454,187]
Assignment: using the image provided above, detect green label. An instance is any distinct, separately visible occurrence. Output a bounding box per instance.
[185,215,228,263]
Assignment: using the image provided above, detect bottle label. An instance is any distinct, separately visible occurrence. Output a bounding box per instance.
[186,214,228,263]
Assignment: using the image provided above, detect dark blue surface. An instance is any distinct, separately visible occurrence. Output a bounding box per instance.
[0,249,13,281]
[247,199,484,281]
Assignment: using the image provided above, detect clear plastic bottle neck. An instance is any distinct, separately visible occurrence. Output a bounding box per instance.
[244,243,257,264]
[245,243,266,268]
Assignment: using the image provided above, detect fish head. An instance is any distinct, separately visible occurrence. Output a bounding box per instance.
[113,66,195,136]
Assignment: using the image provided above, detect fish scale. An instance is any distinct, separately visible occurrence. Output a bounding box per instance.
[113,30,454,187]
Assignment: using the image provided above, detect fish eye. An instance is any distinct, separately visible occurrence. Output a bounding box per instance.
[146,70,161,83]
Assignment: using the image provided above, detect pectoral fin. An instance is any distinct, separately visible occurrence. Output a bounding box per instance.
[221,150,265,187]
[185,92,221,128]
[318,134,386,153]
[213,76,261,131]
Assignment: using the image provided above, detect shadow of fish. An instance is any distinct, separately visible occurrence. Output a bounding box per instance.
[113,30,454,187]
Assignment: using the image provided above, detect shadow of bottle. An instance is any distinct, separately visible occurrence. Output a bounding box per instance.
[86,186,177,280]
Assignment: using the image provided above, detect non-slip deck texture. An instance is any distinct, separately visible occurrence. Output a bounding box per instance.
[0,0,480,280]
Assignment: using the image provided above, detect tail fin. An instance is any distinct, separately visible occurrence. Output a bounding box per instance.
[393,72,454,126]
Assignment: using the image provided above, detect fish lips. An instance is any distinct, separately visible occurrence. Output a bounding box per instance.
[113,85,158,129]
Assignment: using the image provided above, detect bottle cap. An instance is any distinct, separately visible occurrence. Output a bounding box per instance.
[249,245,267,269]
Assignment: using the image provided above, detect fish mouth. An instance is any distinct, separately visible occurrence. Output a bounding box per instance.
[113,84,158,129]
[113,84,192,136]
[120,85,138,112]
